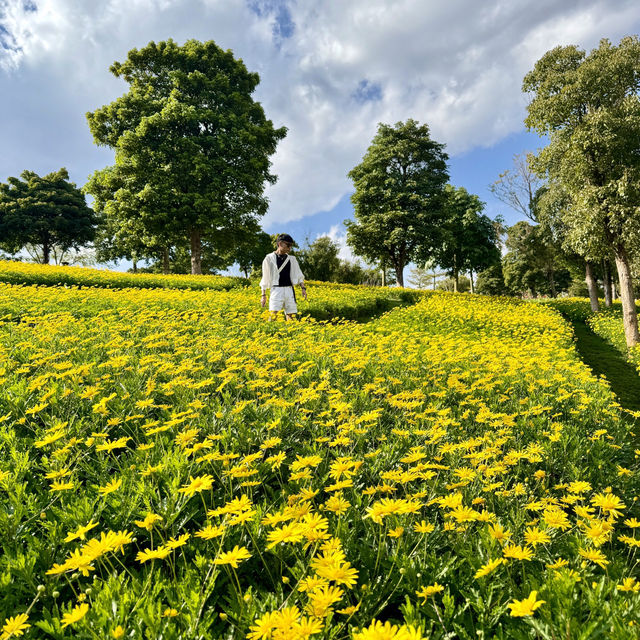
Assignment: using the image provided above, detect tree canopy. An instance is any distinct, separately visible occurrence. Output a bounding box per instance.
[429,185,502,292]
[85,38,286,275]
[502,221,571,297]
[0,168,95,264]
[296,236,341,282]
[345,119,449,286]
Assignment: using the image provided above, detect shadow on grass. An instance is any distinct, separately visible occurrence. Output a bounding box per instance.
[570,319,640,413]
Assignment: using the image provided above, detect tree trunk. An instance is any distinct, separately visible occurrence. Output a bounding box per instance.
[132,255,138,274]
[547,266,557,298]
[42,239,50,265]
[162,247,170,275]
[394,263,404,288]
[602,258,612,307]
[469,270,475,294]
[585,260,600,312]
[613,243,640,348]
[190,229,203,275]
[453,253,458,293]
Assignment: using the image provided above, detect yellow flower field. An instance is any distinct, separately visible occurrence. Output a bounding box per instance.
[0,273,639,639]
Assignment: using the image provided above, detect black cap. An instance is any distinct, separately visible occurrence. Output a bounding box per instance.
[276,233,294,244]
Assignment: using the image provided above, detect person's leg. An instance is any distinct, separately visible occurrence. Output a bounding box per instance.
[283,288,298,321]
[268,288,285,321]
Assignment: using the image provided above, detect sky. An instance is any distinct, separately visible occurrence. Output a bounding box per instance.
[1,0,639,276]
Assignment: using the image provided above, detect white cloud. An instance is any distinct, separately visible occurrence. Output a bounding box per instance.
[2,0,639,229]
[317,224,354,262]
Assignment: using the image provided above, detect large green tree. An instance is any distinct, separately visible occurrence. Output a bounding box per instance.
[476,263,510,296]
[297,236,341,282]
[85,39,286,275]
[523,35,640,346]
[429,185,502,292]
[502,221,571,297]
[232,228,274,279]
[345,119,449,287]
[0,168,95,264]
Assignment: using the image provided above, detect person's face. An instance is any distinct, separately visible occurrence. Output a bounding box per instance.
[277,241,292,253]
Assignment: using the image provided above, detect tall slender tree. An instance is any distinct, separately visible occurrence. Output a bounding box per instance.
[523,36,640,346]
[85,39,286,275]
[345,119,449,287]
[429,185,502,293]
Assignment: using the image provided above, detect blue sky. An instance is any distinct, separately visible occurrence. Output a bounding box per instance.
[1,0,639,277]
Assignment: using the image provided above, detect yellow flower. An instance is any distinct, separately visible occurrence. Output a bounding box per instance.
[136,546,171,563]
[98,478,123,496]
[474,558,506,579]
[542,507,571,531]
[524,527,551,547]
[247,611,276,640]
[503,544,534,561]
[323,493,351,514]
[195,523,225,540]
[178,474,214,498]
[508,591,545,617]
[591,492,625,518]
[134,512,162,531]
[298,575,330,593]
[415,583,444,602]
[64,520,99,542]
[414,520,435,534]
[546,558,569,570]
[162,608,178,618]
[353,620,400,640]
[49,480,75,492]
[306,584,344,617]
[315,561,359,588]
[488,523,512,543]
[578,547,609,569]
[582,519,613,547]
[111,625,125,638]
[166,533,190,549]
[266,522,306,549]
[1,613,30,638]
[214,545,251,568]
[61,603,89,628]
[617,577,640,592]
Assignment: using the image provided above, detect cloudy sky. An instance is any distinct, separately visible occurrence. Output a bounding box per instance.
[1,0,639,271]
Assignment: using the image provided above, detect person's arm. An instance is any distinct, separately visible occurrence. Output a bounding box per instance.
[292,257,307,299]
[260,257,269,307]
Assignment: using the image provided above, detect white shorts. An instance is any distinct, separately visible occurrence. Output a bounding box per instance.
[269,286,297,314]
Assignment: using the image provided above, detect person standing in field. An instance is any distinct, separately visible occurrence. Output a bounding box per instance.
[260,234,307,320]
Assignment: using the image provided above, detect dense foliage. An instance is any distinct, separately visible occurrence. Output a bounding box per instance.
[0,169,95,264]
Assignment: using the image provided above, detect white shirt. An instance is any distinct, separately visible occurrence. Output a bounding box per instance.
[260,252,305,292]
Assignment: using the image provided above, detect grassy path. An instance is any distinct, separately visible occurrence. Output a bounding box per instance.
[570,319,640,413]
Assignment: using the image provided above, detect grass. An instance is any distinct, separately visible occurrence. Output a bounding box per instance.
[569,319,640,413]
